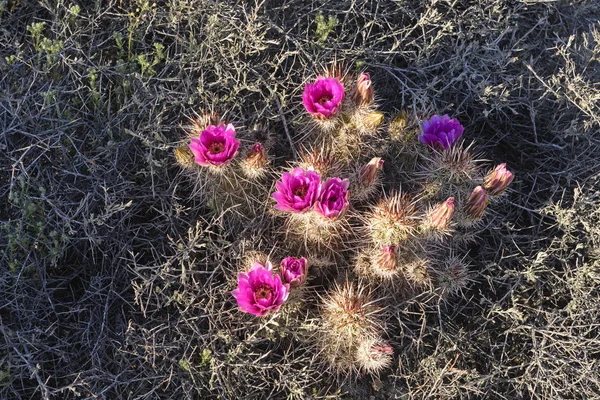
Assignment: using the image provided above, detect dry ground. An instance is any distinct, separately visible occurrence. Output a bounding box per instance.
[1,0,600,398]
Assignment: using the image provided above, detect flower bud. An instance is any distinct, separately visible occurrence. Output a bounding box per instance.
[244,142,269,169]
[280,256,308,288]
[363,111,384,130]
[427,197,455,230]
[483,163,513,196]
[174,145,195,169]
[353,72,374,106]
[359,157,384,186]
[376,245,397,272]
[464,186,488,220]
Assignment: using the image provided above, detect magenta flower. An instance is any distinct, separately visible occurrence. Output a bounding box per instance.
[302,77,345,119]
[232,262,290,316]
[272,167,321,213]
[315,177,349,219]
[280,256,308,288]
[418,115,464,150]
[189,123,240,167]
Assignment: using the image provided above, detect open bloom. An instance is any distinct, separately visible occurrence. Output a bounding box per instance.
[418,115,464,150]
[272,167,321,213]
[302,77,345,119]
[427,197,455,230]
[352,72,374,106]
[189,123,240,167]
[315,177,349,219]
[464,186,489,219]
[280,256,308,288]
[483,163,514,196]
[232,262,289,316]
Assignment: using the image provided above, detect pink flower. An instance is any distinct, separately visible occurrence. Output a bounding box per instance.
[280,256,308,288]
[464,186,489,219]
[189,123,240,167]
[352,72,374,106]
[232,262,289,316]
[418,115,464,150]
[272,168,321,213]
[302,77,345,119]
[315,177,349,219]
[483,163,514,196]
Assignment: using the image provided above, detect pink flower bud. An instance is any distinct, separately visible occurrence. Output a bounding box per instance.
[427,197,455,230]
[353,72,374,106]
[483,163,514,196]
[376,245,397,272]
[244,142,269,169]
[359,157,384,186]
[280,256,308,288]
[464,186,488,220]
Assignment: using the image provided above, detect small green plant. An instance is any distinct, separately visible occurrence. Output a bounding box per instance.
[314,13,338,45]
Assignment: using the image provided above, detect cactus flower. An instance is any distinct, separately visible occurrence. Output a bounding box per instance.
[315,177,350,219]
[280,256,308,288]
[427,197,455,230]
[272,167,321,213]
[418,115,464,150]
[232,262,289,316]
[302,77,345,119]
[353,72,374,106]
[464,186,489,219]
[189,123,240,167]
[483,163,514,196]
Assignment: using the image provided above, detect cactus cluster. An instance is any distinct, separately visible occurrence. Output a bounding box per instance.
[175,63,514,379]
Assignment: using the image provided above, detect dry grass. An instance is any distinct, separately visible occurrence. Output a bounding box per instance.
[1,0,599,398]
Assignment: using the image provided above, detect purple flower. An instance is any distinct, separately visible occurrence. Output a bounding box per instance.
[189,123,240,167]
[418,115,464,150]
[232,262,289,316]
[280,256,308,288]
[302,77,345,119]
[272,167,321,213]
[315,177,349,219]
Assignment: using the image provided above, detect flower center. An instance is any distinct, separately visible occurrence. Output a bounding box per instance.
[293,185,308,198]
[208,141,225,154]
[255,284,273,301]
[317,94,333,105]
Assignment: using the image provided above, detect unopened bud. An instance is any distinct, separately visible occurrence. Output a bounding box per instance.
[427,197,455,230]
[244,142,269,169]
[363,111,385,130]
[376,245,397,272]
[464,186,488,220]
[353,72,374,106]
[360,157,384,186]
[175,145,195,169]
[483,163,513,196]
